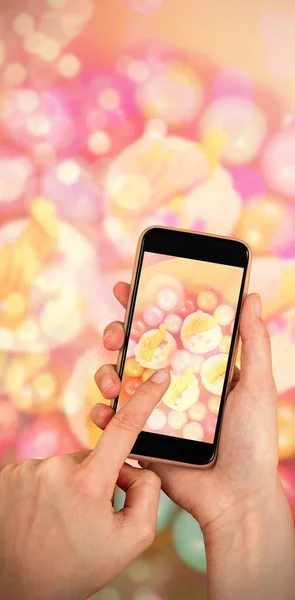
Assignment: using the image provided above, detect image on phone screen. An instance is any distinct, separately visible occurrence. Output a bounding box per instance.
[117,252,243,445]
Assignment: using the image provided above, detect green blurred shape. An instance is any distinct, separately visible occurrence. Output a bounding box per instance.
[172,510,207,573]
[114,486,177,532]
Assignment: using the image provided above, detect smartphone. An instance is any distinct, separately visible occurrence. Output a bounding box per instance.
[113,227,251,468]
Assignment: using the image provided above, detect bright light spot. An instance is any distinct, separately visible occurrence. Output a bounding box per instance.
[48,0,69,7]
[33,372,57,398]
[6,293,26,318]
[16,90,39,113]
[99,88,120,111]
[127,559,151,582]
[263,200,283,219]
[88,131,111,154]
[27,115,52,137]
[0,158,32,203]
[0,40,6,68]
[0,327,15,350]
[16,320,39,343]
[283,113,293,126]
[145,118,167,138]
[39,289,84,343]
[57,160,81,185]
[246,228,262,245]
[37,430,60,455]
[3,63,27,86]
[128,59,149,82]
[60,15,85,37]
[38,37,60,62]
[107,172,152,210]
[13,13,35,37]
[57,53,81,78]
[104,216,126,240]
[24,32,46,55]
[62,389,82,415]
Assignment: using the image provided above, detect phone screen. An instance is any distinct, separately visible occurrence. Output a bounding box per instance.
[117,252,243,445]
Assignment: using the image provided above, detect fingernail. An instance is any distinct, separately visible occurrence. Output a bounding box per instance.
[102,377,114,391]
[103,330,113,342]
[150,369,169,383]
[254,294,262,318]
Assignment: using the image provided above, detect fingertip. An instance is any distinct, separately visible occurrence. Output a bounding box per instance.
[150,368,171,384]
[94,367,121,399]
[103,321,125,350]
[240,293,264,335]
[90,403,114,427]
[113,281,130,308]
[113,281,124,295]
[254,293,262,319]
[103,330,124,351]
[240,293,272,376]
[101,382,121,400]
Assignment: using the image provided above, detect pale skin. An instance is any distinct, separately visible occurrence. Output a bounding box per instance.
[94,282,295,600]
[0,368,171,600]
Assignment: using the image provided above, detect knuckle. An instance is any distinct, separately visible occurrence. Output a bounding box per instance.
[112,410,138,432]
[73,464,105,498]
[37,456,66,484]
[0,463,16,481]
[20,458,40,473]
[141,468,161,489]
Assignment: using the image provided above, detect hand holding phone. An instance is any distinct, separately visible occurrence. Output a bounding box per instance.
[113,227,251,467]
[0,370,170,600]
[94,273,295,600]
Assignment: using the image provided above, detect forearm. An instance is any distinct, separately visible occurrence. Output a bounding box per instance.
[204,484,295,600]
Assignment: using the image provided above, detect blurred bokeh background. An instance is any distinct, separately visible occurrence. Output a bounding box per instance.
[0,0,295,598]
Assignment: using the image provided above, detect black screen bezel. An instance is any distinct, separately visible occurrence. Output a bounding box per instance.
[114,227,249,466]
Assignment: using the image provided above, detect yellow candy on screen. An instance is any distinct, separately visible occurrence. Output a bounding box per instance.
[197,290,218,311]
[125,358,145,378]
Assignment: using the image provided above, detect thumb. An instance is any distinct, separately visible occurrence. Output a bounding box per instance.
[239,293,274,387]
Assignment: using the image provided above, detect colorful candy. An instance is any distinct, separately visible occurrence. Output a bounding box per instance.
[124,378,142,397]
[181,310,222,354]
[157,287,179,311]
[124,358,145,378]
[143,304,164,327]
[170,349,192,371]
[146,408,167,431]
[197,290,218,312]
[201,354,228,395]
[164,313,183,334]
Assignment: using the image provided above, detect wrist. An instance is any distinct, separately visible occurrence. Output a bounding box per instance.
[203,478,295,600]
